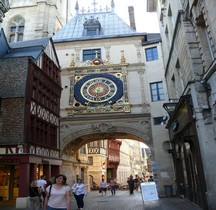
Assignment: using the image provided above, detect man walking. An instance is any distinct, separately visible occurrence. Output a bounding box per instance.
[37,175,47,206]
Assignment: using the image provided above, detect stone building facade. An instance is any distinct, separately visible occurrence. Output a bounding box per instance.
[1,0,175,202]
[53,1,173,196]
[1,0,68,41]
[148,0,216,209]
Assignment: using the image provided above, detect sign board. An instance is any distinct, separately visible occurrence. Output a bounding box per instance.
[140,182,159,201]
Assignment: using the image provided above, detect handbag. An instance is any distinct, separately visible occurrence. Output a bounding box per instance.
[99,188,102,193]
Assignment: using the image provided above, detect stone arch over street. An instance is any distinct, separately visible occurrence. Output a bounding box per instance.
[59,113,154,159]
[60,126,153,155]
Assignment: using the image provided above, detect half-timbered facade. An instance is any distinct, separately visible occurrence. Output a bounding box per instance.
[0,30,62,206]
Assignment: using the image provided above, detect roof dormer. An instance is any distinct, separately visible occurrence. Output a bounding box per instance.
[83,16,101,36]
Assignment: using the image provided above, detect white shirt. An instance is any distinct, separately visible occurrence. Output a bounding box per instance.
[72,183,87,196]
[37,179,47,191]
[100,181,107,188]
[46,185,71,208]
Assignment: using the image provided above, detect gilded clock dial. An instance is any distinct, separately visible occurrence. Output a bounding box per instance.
[81,78,117,102]
[74,73,123,105]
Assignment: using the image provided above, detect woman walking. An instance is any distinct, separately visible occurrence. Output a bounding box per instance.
[72,178,87,210]
[43,174,71,210]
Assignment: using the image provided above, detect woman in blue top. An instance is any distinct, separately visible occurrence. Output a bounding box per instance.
[72,178,87,210]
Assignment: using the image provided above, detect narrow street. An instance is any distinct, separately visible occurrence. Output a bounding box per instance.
[73,190,202,210]
[0,189,203,210]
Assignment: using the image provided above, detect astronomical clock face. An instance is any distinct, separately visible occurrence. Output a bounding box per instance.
[74,74,123,105]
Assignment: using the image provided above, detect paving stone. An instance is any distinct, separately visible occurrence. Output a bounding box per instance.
[0,190,202,210]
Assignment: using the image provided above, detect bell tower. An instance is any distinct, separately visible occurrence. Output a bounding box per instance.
[1,0,68,41]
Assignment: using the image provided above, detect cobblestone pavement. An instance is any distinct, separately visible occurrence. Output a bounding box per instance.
[73,190,203,210]
[0,190,203,210]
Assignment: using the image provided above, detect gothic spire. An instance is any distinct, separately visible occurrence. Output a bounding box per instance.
[75,0,79,14]
[111,0,115,12]
[91,0,98,13]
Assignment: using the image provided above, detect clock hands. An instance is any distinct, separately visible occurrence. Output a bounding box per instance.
[76,75,120,103]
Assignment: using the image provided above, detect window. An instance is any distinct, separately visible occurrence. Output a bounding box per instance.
[145,47,158,61]
[153,117,164,125]
[83,16,101,36]
[80,145,86,154]
[81,168,85,183]
[88,157,93,165]
[87,28,97,36]
[195,13,214,71]
[150,82,165,101]
[83,49,101,61]
[9,16,25,43]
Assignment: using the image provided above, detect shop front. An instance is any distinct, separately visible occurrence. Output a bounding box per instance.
[164,95,208,209]
[0,152,61,202]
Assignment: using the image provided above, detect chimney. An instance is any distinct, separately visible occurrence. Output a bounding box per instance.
[128,6,136,31]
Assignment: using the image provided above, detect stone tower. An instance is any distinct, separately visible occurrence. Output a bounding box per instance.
[2,0,70,41]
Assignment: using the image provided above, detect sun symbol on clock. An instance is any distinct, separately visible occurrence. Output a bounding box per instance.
[88,83,110,97]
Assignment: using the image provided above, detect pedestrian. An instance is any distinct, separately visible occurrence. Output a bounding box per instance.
[134,175,140,191]
[148,175,154,182]
[43,174,71,210]
[99,178,108,196]
[110,178,117,196]
[29,180,42,210]
[72,178,87,210]
[37,175,47,206]
[127,175,135,194]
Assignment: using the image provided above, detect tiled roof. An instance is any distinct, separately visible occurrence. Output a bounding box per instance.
[53,11,145,42]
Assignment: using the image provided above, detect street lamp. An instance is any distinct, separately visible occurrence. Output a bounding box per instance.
[163,102,178,117]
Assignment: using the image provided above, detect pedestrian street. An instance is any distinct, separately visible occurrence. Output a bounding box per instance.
[0,189,203,210]
[70,190,202,210]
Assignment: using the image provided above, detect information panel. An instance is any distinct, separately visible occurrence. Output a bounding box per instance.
[140,182,159,201]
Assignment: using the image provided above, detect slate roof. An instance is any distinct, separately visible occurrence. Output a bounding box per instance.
[53,11,145,42]
[0,28,10,57]
[142,33,161,45]
[0,29,52,61]
[4,37,50,61]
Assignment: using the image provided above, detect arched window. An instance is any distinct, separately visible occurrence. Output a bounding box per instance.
[8,16,25,42]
